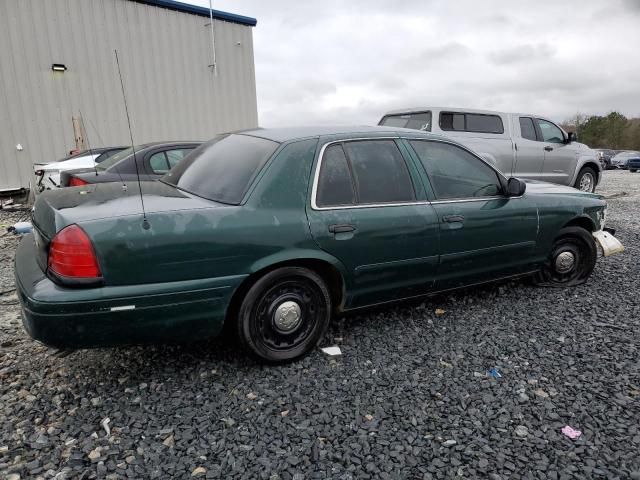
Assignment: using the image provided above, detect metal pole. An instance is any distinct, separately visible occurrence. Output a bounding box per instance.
[208,0,218,75]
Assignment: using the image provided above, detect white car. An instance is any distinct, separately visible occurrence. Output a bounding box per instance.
[610,150,640,169]
[378,107,602,192]
[34,147,126,191]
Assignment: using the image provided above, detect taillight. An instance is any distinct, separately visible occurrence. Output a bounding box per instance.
[69,176,89,187]
[34,169,44,176]
[48,225,101,280]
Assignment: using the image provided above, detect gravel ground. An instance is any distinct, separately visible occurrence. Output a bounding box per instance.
[1,171,639,480]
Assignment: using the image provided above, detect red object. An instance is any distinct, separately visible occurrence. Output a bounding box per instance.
[48,225,101,279]
[68,176,89,187]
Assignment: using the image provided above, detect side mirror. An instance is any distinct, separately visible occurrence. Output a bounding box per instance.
[507,177,526,197]
[567,132,577,143]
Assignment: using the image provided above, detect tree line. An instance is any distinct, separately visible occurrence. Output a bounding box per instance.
[560,112,640,150]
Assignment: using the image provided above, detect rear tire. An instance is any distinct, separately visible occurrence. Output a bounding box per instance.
[574,166,597,192]
[630,169,637,173]
[236,267,331,363]
[534,226,597,287]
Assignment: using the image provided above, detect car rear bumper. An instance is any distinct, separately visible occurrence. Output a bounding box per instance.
[14,234,245,349]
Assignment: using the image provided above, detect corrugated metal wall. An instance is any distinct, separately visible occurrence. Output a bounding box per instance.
[0,0,258,191]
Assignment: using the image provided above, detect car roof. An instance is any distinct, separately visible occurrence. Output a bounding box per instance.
[238,125,442,143]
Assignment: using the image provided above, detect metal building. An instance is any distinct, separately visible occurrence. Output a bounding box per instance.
[0,0,258,193]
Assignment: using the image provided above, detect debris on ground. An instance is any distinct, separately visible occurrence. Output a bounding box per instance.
[561,425,582,439]
[320,345,342,356]
[488,367,502,379]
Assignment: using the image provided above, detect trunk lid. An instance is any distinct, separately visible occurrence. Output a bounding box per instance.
[31,180,219,241]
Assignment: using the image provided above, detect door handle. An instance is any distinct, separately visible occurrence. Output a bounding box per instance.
[442,215,464,223]
[544,146,554,152]
[328,224,355,233]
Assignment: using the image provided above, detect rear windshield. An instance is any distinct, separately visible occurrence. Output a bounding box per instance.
[379,112,432,131]
[162,134,279,205]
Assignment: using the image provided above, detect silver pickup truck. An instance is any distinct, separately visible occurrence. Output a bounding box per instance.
[378,107,601,192]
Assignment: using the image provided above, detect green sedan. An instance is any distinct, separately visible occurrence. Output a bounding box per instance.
[14,126,623,362]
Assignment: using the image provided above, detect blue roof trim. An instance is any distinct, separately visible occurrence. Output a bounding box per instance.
[131,0,257,26]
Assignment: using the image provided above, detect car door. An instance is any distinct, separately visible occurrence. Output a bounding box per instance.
[407,139,539,289]
[306,138,440,308]
[513,116,544,180]
[536,118,578,185]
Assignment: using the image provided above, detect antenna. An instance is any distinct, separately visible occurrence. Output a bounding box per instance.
[79,111,98,177]
[114,49,150,230]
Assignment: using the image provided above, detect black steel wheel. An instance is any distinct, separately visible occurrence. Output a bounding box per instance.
[237,267,331,363]
[534,226,597,287]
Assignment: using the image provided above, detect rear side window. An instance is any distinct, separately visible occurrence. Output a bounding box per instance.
[149,152,170,174]
[164,134,279,205]
[440,112,504,134]
[315,140,415,207]
[166,148,193,168]
[519,117,537,141]
[343,141,415,204]
[379,112,432,131]
[316,145,355,207]
[410,140,502,200]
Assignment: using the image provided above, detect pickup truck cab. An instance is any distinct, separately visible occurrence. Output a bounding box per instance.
[378,107,601,192]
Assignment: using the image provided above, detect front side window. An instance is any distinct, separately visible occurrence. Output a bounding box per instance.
[537,119,564,143]
[410,140,502,200]
[519,117,537,141]
[163,134,279,205]
[440,112,504,134]
[315,140,416,208]
[379,112,432,131]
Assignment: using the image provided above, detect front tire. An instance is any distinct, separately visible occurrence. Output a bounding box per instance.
[630,169,637,173]
[535,227,597,287]
[574,166,597,193]
[237,267,331,363]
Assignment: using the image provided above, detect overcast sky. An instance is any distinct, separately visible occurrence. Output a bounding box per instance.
[190,0,640,126]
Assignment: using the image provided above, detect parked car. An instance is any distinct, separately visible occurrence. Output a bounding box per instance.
[15,126,622,363]
[59,142,201,187]
[626,154,640,172]
[594,149,617,170]
[34,147,127,191]
[378,107,601,192]
[611,150,640,170]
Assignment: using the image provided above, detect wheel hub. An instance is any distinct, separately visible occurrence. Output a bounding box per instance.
[555,251,576,273]
[579,173,593,192]
[273,300,302,332]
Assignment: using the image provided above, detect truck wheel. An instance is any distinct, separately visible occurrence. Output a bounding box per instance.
[574,167,597,192]
[534,227,597,287]
[237,267,331,363]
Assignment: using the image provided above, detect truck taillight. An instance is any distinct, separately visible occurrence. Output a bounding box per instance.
[48,225,101,279]
[69,176,89,187]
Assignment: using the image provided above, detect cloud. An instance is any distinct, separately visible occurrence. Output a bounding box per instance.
[190,0,640,126]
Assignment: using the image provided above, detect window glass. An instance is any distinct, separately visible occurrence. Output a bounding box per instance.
[165,148,193,169]
[97,146,135,170]
[519,117,537,141]
[440,112,465,131]
[410,141,502,199]
[379,112,432,131]
[466,114,504,134]
[163,134,278,205]
[149,152,170,174]
[537,119,564,143]
[343,140,415,204]
[316,145,355,207]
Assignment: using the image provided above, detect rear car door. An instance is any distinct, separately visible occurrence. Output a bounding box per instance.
[306,138,440,308]
[514,116,544,180]
[536,119,578,185]
[408,140,539,289]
